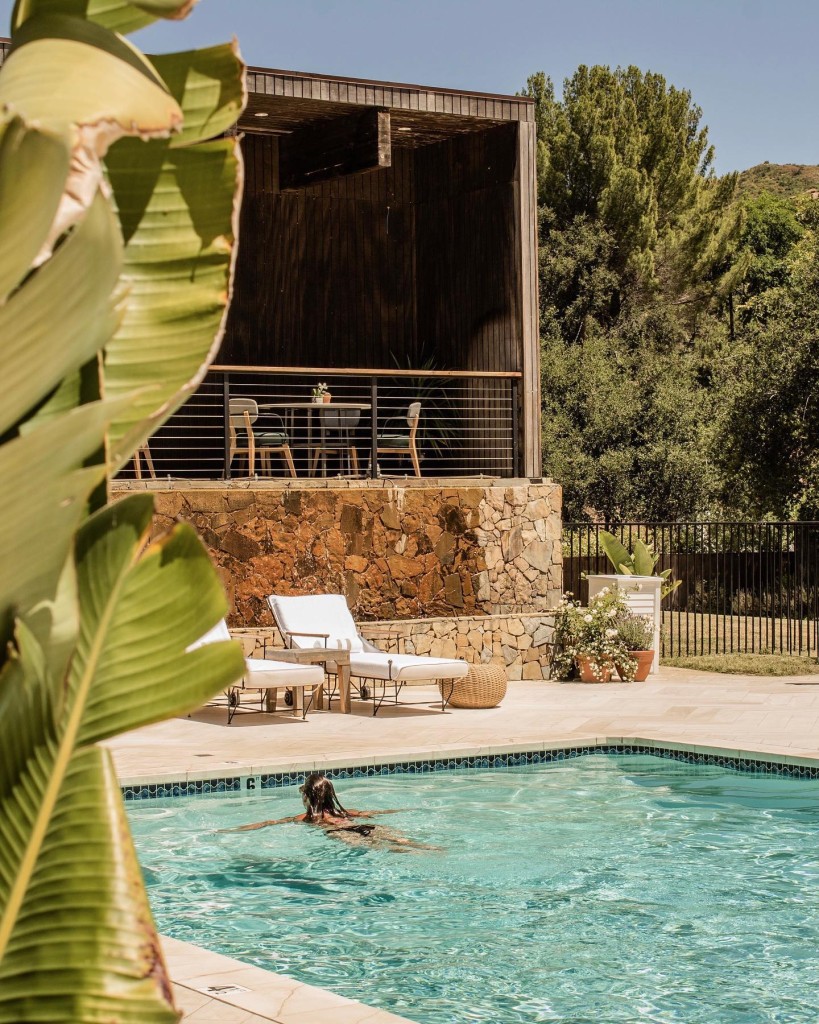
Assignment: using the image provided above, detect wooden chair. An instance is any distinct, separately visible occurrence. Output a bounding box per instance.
[133,443,156,480]
[375,401,422,477]
[310,406,361,477]
[228,397,296,477]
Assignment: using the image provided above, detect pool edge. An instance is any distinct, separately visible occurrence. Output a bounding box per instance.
[122,737,819,799]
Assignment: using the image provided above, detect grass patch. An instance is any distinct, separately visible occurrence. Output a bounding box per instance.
[664,654,819,676]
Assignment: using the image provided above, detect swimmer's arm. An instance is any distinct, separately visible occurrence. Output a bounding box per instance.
[347,808,405,818]
[219,814,305,832]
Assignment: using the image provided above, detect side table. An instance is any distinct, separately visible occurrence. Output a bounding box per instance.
[261,645,353,714]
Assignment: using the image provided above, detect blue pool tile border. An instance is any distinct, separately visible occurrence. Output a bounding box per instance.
[121,744,819,800]
[122,777,242,801]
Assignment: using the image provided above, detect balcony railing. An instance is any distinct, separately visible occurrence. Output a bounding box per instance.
[118,366,523,482]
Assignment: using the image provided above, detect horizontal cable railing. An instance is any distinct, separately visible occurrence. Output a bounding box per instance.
[563,521,819,658]
[118,366,523,482]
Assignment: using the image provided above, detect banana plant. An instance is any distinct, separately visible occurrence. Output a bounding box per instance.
[0,2,247,1021]
[598,530,681,600]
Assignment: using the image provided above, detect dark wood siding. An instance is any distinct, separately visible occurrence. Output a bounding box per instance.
[224,137,418,368]
[224,124,522,377]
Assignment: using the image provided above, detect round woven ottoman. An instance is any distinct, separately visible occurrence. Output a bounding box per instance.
[440,664,507,709]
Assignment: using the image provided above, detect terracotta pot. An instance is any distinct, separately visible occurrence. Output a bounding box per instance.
[575,655,614,683]
[322,393,332,403]
[617,650,654,681]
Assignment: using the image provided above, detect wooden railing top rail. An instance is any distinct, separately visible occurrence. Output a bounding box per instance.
[210,365,523,380]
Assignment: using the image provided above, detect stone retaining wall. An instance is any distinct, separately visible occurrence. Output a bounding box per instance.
[145,480,562,626]
[236,612,555,681]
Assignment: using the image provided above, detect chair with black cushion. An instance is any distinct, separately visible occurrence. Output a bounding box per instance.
[375,400,421,477]
[228,397,296,478]
[310,406,361,477]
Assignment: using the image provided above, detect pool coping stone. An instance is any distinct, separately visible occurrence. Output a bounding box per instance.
[122,736,819,799]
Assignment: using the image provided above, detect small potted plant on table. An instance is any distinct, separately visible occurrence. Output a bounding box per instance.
[312,381,332,404]
[552,587,637,683]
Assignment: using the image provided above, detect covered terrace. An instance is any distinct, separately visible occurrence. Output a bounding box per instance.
[123,63,540,484]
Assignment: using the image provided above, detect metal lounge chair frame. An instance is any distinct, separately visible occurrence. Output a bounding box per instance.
[266,594,468,716]
[190,620,324,722]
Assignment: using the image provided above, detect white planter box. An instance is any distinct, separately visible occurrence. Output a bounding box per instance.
[586,574,662,674]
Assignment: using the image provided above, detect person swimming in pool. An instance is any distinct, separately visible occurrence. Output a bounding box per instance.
[223,772,439,852]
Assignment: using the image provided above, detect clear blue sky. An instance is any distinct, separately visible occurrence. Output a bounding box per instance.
[1,0,816,173]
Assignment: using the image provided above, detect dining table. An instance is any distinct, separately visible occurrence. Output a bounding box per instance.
[257,401,371,477]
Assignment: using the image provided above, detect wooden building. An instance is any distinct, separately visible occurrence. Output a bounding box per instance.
[1,39,541,479]
[223,65,541,478]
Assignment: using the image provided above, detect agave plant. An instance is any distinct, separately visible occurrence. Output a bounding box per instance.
[598,529,681,600]
[0,2,247,1021]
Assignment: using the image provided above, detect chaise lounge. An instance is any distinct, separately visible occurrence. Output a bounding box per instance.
[192,620,325,722]
[267,594,469,715]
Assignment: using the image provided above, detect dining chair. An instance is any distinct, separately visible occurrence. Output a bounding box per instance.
[228,398,296,477]
[310,406,361,477]
[132,443,156,480]
[373,401,422,477]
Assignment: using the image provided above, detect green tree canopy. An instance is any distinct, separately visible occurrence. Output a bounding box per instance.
[525,65,743,342]
[714,196,819,519]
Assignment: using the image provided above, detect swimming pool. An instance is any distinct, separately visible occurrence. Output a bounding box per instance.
[129,755,819,1023]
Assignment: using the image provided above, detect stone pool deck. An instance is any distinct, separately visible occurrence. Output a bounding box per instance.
[110,667,819,785]
[110,666,819,1023]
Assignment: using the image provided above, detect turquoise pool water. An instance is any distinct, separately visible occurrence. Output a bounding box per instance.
[128,756,819,1024]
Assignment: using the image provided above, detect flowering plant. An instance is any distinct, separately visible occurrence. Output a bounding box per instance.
[311,381,330,398]
[615,610,655,651]
[552,586,638,681]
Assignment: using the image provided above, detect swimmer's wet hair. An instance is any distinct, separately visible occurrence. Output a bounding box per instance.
[299,773,350,821]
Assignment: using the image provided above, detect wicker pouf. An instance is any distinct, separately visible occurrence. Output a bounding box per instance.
[440,664,507,709]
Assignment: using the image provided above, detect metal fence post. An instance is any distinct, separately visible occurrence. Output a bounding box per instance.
[222,373,231,480]
[370,378,379,479]
[511,377,521,478]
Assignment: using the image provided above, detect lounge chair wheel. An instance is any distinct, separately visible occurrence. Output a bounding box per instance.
[359,684,370,700]
[284,690,294,707]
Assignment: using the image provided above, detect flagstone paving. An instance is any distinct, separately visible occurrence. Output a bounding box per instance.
[109,667,819,784]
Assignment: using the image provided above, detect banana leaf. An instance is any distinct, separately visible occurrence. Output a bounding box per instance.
[598,530,632,574]
[0,496,244,1019]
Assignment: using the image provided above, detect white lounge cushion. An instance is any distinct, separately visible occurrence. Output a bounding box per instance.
[189,619,323,689]
[349,652,469,683]
[244,659,323,689]
[267,594,365,652]
[191,619,232,647]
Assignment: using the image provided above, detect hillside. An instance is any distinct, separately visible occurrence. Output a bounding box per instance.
[737,162,819,199]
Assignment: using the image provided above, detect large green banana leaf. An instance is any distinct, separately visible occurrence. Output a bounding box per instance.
[1,190,122,435]
[0,117,69,303]
[103,42,244,460]
[631,537,658,576]
[0,4,246,1020]
[598,530,633,574]
[13,0,198,37]
[0,15,183,138]
[0,496,244,1019]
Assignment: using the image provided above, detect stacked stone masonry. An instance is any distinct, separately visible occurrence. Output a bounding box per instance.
[147,481,563,627]
[236,613,555,681]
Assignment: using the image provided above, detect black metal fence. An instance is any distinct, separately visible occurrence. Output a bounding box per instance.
[117,366,522,482]
[563,522,819,658]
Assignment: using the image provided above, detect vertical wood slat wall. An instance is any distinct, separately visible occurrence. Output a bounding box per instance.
[223,124,523,375]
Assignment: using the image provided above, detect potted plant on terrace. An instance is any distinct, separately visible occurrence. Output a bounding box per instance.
[614,611,656,681]
[586,531,681,673]
[553,587,638,683]
[312,381,332,403]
